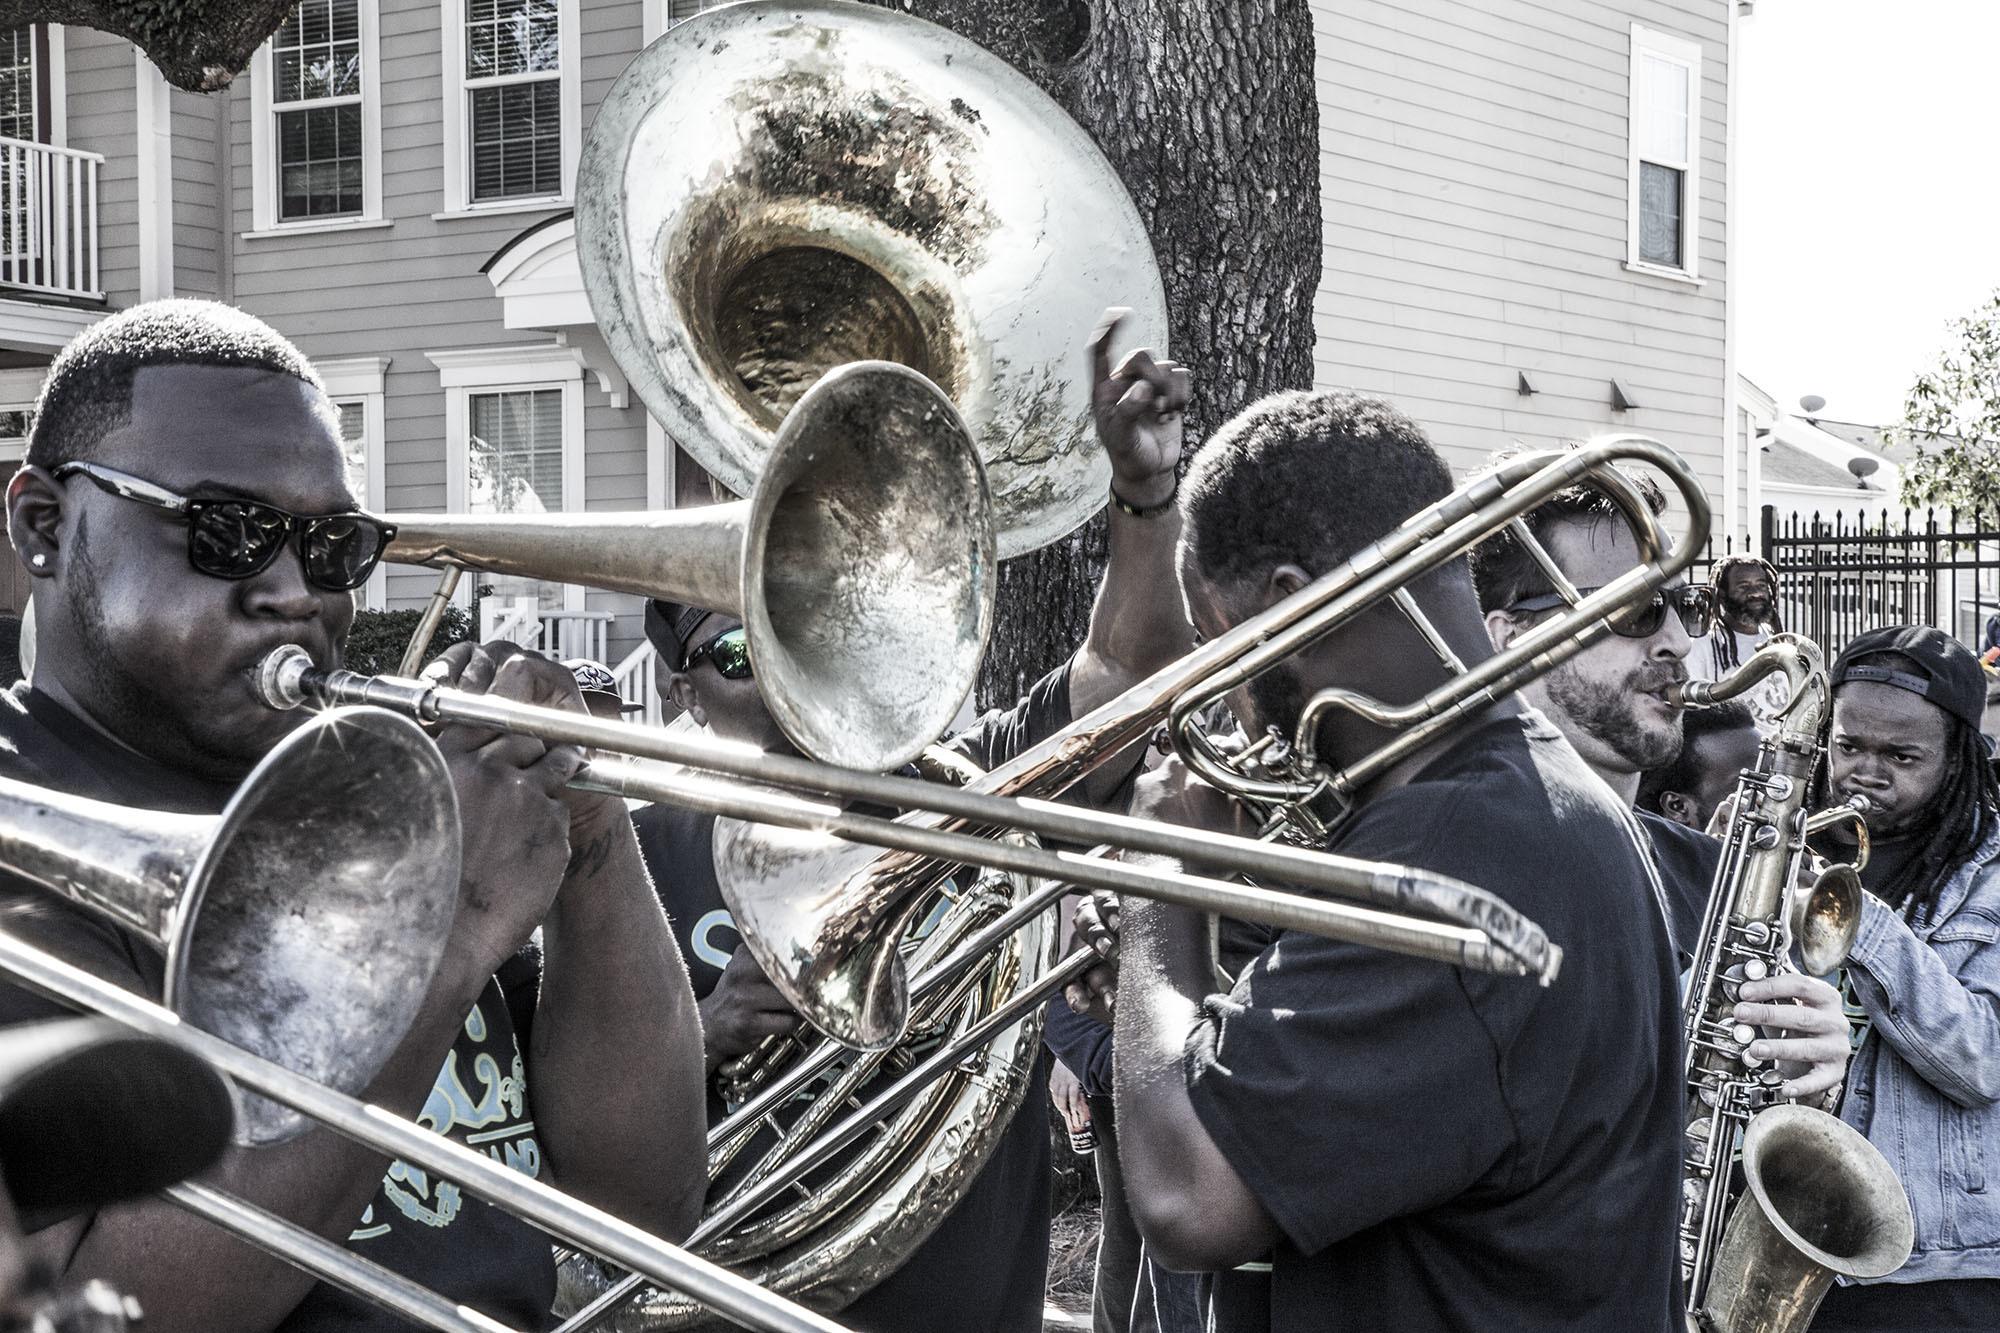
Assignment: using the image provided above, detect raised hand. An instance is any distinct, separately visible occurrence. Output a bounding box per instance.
[1090,307,1191,511]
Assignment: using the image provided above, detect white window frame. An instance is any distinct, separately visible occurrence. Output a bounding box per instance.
[0,367,44,466]
[427,344,585,615]
[248,0,384,238]
[1625,24,1703,283]
[438,0,580,218]
[317,354,390,608]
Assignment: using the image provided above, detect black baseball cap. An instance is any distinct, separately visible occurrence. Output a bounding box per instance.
[1832,625,1987,733]
[643,599,721,672]
[0,1017,235,1231]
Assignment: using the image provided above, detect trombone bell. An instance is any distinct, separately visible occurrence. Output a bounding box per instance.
[383,362,994,773]
[0,707,461,1145]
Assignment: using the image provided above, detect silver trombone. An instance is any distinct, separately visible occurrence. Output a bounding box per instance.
[257,645,1565,1002]
[0,925,853,1333]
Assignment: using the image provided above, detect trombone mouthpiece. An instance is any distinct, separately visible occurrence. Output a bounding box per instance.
[255,645,317,711]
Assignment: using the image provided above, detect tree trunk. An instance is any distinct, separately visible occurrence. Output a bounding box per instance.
[852,0,1322,709]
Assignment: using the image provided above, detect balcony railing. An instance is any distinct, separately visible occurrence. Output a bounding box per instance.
[0,137,103,301]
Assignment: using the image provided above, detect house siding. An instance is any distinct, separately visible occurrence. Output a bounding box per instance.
[62,29,141,309]
[221,0,652,657]
[170,89,226,298]
[10,0,1737,669]
[1310,0,1730,499]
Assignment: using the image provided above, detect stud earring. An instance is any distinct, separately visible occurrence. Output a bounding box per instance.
[28,554,46,570]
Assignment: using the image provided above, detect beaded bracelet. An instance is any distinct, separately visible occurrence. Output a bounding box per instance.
[1110,478,1178,519]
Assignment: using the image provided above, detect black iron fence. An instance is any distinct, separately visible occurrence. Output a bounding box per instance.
[1696,507,2000,661]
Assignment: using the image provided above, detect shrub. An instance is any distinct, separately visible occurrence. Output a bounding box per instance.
[343,606,474,676]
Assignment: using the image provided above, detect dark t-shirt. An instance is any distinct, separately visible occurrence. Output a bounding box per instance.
[1185,713,1685,1333]
[1635,808,1724,965]
[631,664,1075,1333]
[0,686,555,1332]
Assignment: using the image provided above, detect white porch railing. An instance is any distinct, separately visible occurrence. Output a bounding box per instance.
[610,639,665,726]
[0,137,103,301]
[478,598,618,671]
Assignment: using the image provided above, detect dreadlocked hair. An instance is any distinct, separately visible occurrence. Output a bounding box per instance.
[1815,665,2000,925]
[1710,553,1784,633]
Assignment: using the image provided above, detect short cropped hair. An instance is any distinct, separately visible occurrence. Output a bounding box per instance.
[1468,451,1669,614]
[1635,699,1755,815]
[26,299,322,469]
[1181,390,1454,592]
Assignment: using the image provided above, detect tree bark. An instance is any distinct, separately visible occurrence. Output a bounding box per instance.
[852,0,1322,708]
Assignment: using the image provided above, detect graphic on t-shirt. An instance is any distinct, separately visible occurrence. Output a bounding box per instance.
[349,999,542,1240]
[692,908,740,972]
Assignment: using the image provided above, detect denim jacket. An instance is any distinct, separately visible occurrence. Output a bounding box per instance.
[1838,822,2000,1283]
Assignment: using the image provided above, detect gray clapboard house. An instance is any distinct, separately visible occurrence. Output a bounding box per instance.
[0,0,1743,711]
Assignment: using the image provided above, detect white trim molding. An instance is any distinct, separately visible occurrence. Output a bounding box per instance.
[1627,24,1704,282]
[134,47,173,301]
[318,354,391,606]
[250,0,384,236]
[45,26,66,147]
[0,297,103,353]
[439,0,581,216]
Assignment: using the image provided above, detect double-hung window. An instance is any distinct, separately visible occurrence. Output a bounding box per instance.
[443,0,579,213]
[1627,26,1703,280]
[274,2,363,219]
[0,27,37,143]
[251,0,382,233]
[429,346,584,627]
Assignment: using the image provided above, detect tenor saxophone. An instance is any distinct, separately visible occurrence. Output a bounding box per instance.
[1673,634,1913,1332]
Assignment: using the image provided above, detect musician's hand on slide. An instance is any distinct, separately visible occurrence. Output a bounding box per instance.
[1091,307,1190,510]
[700,947,801,1074]
[1066,890,1120,1025]
[423,641,585,967]
[1735,972,1851,1101]
[426,639,629,841]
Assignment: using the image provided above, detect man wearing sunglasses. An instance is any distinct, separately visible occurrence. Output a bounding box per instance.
[1471,468,1850,1105]
[631,311,1195,1333]
[0,300,708,1332]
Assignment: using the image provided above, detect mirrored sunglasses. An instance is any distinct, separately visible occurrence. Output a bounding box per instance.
[54,461,394,593]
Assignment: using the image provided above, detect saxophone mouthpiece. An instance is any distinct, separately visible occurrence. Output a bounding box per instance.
[1668,680,1710,709]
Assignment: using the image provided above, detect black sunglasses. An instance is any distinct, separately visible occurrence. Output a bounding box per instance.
[684,626,752,680]
[54,461,396,593]
[1507,582,1715,640]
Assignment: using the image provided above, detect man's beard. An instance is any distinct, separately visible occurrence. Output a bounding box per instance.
[1245,660,1307,751]
[1726,592,1772,625]
[1541,657,1686,772]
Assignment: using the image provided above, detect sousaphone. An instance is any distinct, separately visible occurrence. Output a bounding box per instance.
[560,1,1164,1324]
[576,0,1169,560]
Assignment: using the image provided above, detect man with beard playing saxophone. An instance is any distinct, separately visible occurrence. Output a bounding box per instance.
[1470,467,1851,1106]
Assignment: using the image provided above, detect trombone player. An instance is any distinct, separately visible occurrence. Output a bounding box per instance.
[1102,393,1687,1331]
[631,310,1193,1332]
[0,300,709,1333]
